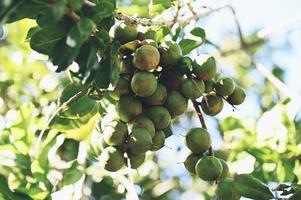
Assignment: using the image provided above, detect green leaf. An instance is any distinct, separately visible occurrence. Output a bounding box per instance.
[0,175,31,200]
[179,27,206,55]
[52,0,67,21]
[25,26,41,41]
[66,17,95,48]
[76,41,99,75]
[149,0,172,15]
[61,162,84,186]
[1,1,48,23]
[30,24,67,55]
[58,83,96,118]
[92,2,115,23]
[156,26,171,42]
[234,174,274,200]
[49,39,81,72]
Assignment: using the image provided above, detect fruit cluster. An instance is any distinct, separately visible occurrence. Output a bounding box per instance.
[98,22,246,180]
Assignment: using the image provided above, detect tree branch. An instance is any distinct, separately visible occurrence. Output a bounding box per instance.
[34,84,93,155]
[192,100,214,156]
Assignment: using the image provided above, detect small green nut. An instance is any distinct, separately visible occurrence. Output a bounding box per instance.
[182,78,205,100]
[185,128,211,154]
[219,159,230,180]
[160,43,182,68]
[111,77,131,100]
[216,179,241,200]
[100,147,124,172]
[175,56,192,76]
[120,56,136,75]
[126,153,146,169]
[151,130,165,151]
[200,92,224,116]
[103,121,128,146]
[195,156,223,181]
[227,86,246,105]
[131,71,158,97]
[163,74,184,91]
[114,23,138,44]
[143,83,167,106]
[116,95,142,122]
[193,57,217,80]
[127,128,153,155]
[146,106,171,129]
[184,153,203,174]
[133,45,160,71]
[165,91,188,118]
[131,116,155,138]
[204,80,214,93]
[214,77,235,97]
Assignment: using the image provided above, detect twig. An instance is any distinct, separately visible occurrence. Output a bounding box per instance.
[115,12,166,26]
[65,8,80,22]
[192,100,214,156]
[252,61,301,101]
[34,85,92,155]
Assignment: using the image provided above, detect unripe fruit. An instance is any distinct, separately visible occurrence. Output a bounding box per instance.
[195,156,223,181]
[216,179,241,200]
[127,128,153,155]
[131,116,155,138]
[126,153,146,169]
[219,159,230,180]
[160,43,182,68]
[227,86,246,105]
[133,45,160,71]
[184,153,203,174]
[151,130,165,151]
[143,83,167,106]
[103,121,128,146]
[214,77,235,97]
[175,56,192,76]
[165,91,188,117]
[204,80,214,93]
[100,147,124,172]
[120,56,135,75]
[162,124,173,138]
[114,23,138,44]
[111,77,131,100]
[131,71,157,97]
[116,95,142,122]
[185,128,211,154]
[182,79,205,100]
[200,92,224,116]
[141,39,158,48]
[193,57,216,80]
[146,106,171,129]
[163,74,184,91]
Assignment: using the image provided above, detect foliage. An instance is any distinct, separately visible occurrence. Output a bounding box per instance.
[0,0,300,200]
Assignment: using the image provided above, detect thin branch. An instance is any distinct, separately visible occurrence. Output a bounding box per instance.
[34,85,92,155]
[252,61,301,101]
[115,12,167,26]
[192,100,214,156]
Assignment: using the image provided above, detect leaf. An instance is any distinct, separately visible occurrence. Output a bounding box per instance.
[92,1,115,23]
[52,0,67,21]
[156,26,171,42]
[58,83,96,118]
[66,17,95,48]
[30,24,67,55]
[149,0,172,15]
[25,26,41,41]
[234,174,274,200]
[61,162,84,186]
[0,175,31,200]
[179,27,206,55]
[76,41,99,75]
[64,114,99,141]
[49,39,81,72]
